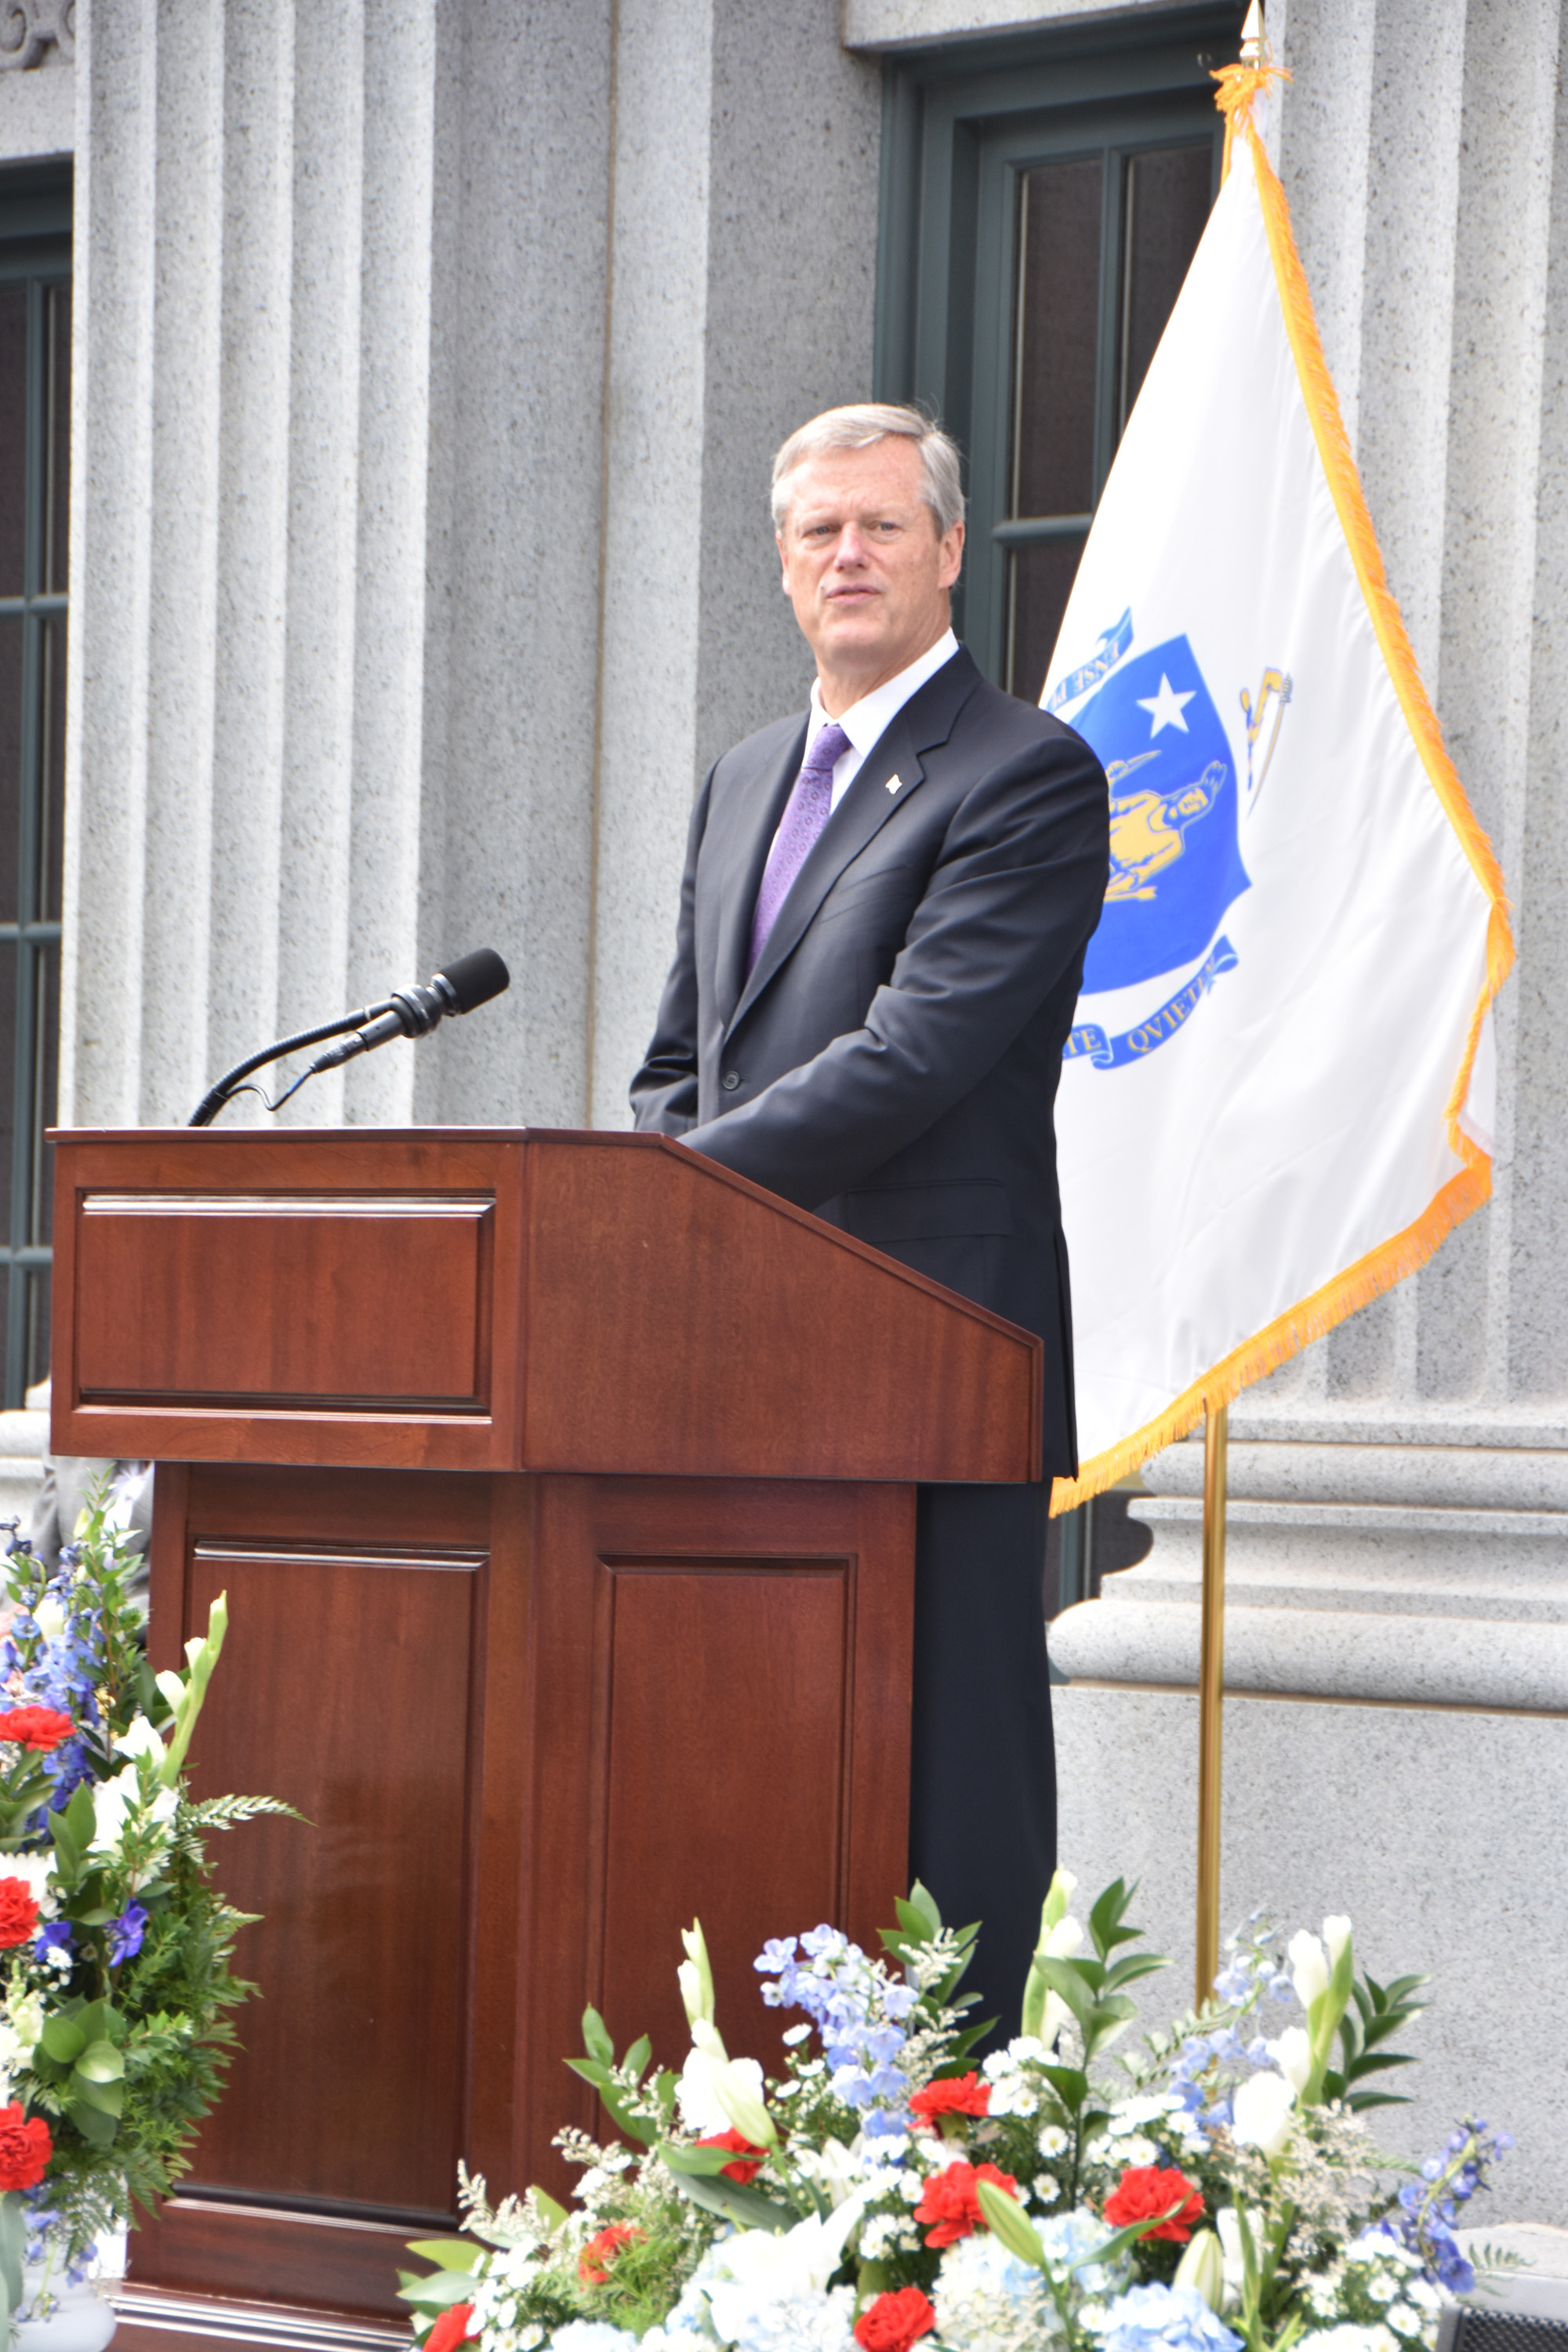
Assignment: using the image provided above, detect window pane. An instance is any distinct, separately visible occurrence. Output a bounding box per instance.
[1008,535,1086,702]
[0,619,19,922]
[31,940,58,1250]
[0,941,14,1246]
[24,1262,49,1392]
[0,285,25,596]
[39,612,64,920]
[45,280,68,595]
[1120,144,1212,430]
[1013,158,1102,518]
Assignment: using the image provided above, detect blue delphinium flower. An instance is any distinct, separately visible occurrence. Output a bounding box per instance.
[34,1918,72,1967]
[107,1901,150,1964]
[755,1924,915,2133]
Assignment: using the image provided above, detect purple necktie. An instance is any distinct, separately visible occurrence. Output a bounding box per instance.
[746,721,851,977]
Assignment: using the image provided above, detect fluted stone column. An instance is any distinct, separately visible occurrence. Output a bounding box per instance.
[1049,0,1568,2228]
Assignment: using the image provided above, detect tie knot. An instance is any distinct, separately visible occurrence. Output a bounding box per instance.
[804,721,851,780]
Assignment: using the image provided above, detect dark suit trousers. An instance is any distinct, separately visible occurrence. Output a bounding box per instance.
[909,1479,1055,2043]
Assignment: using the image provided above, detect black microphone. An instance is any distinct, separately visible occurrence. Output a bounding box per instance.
[307,948,510,1074]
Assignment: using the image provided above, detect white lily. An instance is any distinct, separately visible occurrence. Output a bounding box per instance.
[677,2030,772,2143]
[114,1714,169,1769]
[700,2195,866,2343]
[1230,2070,1297,2158]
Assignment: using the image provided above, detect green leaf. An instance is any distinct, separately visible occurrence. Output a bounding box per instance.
[397,2274,481,2313]
[1102,1953,1171,1994]
[1038,2063,1090,2110]
[404,2240,478,2272]
[71,1907,120,1927]
[49,1808,82,1881]
[71,2071,124,2118]
[74,2039,125,2083]
[663,2143,756,2178]
[623,2035,652,2083]
[1346,2090,1413,2112]
[1083,1993,1139,2061]
[903,1881,942,1938]
[1031,1956,1094,2036]
[65,2093,118,2148]
[74,2001,118,2045]
[565,2056,615,2092]
[662,2159,794,2234]
[0,2189,24,2319]
[977,2180,1046,2269]
[64,1780,96,1851]
[582,2007,615,2067]
[40,2016,85,2065]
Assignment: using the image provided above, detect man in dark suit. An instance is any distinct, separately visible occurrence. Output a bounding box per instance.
[631,405,1109,2026]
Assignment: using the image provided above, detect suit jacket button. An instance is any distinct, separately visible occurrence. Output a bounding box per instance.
[721,1069,741,1091]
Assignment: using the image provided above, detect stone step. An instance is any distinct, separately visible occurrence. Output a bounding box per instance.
[1125,1492,1568,1602]
[1144,1436,1568,1510]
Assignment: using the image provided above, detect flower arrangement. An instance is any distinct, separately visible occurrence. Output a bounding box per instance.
[0,1490,292,2340]
[400,1877,1514,2352]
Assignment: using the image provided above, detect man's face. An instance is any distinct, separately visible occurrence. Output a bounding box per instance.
[776,437,964,702]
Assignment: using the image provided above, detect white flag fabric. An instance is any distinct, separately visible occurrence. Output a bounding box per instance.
[1043,77,1512,1506]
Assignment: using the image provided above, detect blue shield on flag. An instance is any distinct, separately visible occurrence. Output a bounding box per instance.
[1073,633,1250,993]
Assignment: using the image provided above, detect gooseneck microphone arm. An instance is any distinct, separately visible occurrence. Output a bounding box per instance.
[187,948,511,1128]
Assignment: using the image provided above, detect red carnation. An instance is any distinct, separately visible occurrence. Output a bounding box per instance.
[855,2285,938,2352]
[0,2102,51,2191]
[0,1878,39,1950]
[909,2072,990,2125]
[423,2306,474,2352]
[578,2221,644,2285]
[913,2158,1019,2248]
[695,2128,769,2184]
[1103,2164,1205,2244]
[0,1707,74,1752]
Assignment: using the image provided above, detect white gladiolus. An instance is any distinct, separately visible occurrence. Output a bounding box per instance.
[1174,2230,1226,2313]
[32,1597,66,1643]
[1323,1916,1353,1968]
[1218,2206,1260,2293]
[1269,2027,1313,2092]
[1288,1929,1330,2008]
[1230,2071,1297,2157]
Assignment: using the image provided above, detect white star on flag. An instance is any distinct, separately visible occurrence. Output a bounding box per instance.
[1135,673,1196,735]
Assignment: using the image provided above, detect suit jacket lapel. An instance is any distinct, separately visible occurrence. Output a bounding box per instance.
[728,648,982,1033]
[713,716,808,1029]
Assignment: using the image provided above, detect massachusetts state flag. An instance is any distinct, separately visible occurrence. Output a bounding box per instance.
[1044,69,1513,1505]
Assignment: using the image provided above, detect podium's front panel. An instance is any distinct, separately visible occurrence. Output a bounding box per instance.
[132,1463,914,2317]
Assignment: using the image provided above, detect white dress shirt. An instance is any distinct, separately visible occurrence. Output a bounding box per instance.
[780,628,961,847]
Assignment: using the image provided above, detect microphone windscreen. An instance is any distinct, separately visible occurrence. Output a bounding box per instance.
[439,946,511,1014]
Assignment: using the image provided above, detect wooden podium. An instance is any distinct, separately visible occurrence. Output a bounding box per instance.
[49,1128,1041,2334]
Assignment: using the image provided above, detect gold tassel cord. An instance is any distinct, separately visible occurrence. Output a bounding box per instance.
[1048,78,1515,1520]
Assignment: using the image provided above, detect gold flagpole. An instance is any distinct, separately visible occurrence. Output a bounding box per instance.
[1193,0,1264,2024]
[1194,1401,1228,2009]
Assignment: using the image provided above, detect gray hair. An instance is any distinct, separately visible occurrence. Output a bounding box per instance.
[771,404,966,536]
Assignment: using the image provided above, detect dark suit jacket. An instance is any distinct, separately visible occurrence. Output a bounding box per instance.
[630,644,1110,1477]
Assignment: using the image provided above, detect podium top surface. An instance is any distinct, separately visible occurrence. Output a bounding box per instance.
[49,1127,1042,1483]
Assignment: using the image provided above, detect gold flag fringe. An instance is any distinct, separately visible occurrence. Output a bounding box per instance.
[1050,75,1515,1519]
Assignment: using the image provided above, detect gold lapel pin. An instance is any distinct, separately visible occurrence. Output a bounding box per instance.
[886,773,905,794]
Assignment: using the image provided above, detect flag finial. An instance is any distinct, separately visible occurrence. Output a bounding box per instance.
[1213,0,1288,178]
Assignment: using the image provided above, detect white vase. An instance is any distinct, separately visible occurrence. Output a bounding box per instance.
[14,2252,118,2352]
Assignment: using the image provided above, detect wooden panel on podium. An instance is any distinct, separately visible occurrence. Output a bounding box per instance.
[47,1129,1042,2331]
[49,1129,1040,1482]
